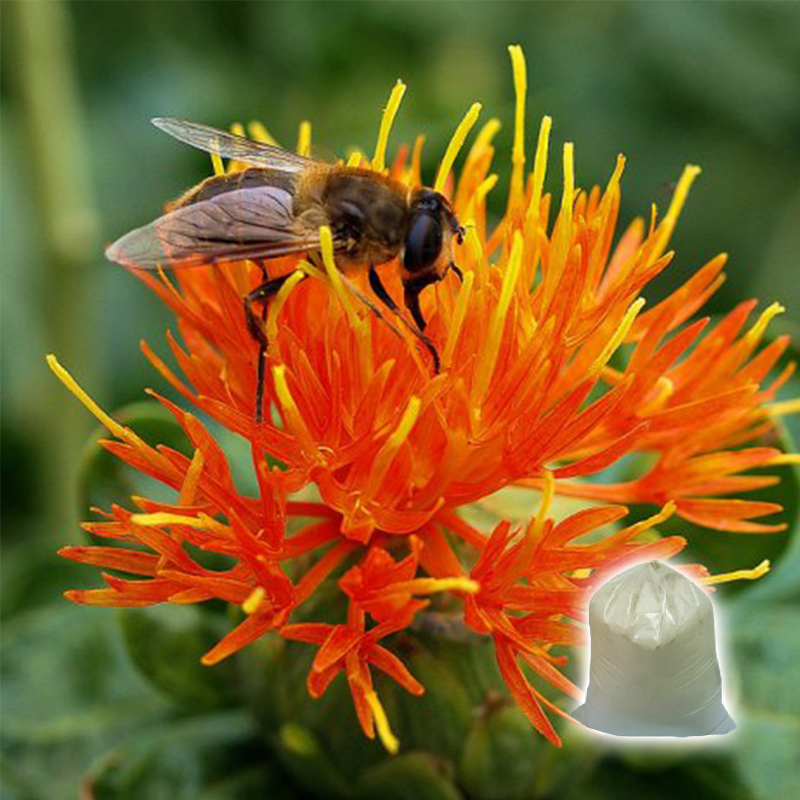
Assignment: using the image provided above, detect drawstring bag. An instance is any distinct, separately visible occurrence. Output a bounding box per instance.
[573,560,736,737]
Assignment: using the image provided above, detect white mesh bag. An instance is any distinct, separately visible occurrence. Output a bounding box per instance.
[573,560,736,737]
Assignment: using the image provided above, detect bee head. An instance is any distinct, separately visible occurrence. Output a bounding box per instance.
[403,189,464,281]
[401,189,464,335]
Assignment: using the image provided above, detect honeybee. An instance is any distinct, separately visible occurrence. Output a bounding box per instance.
[106,118,465,421]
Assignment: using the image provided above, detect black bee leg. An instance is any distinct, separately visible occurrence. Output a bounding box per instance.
[244,273,307,423]
[450,262,464,283]
[368,266,441,374]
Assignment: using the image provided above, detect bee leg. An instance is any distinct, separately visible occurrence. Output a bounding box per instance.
[244,273,306,423]
[368,266,441,374]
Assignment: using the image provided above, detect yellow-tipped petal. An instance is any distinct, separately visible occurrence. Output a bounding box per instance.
[179,449,205,506]
[524,115,552,232]
[507,45,527,210]
[273,364,320,461]
[297,120,312,157]
[472,231,524,409]
[266,270,306,342]
[434,102,482,194]
[443,269,475,369]
[745,302,785,348]
[589,298,646,374]
[365,691,399,754]
[766,398,800,418]
[242,586,266,614]
[248,120,278,145]
[372,80,406,173]
[649,165,701,263]
[319,225,359,325]
[702,560,770,585]
[397,577,480,596]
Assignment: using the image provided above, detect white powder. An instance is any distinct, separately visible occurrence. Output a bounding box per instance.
[573,560,736,737]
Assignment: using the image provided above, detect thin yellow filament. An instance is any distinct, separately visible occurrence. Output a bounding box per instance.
[46,355,142,446]
[434,102,482,194]
[443,269,475,368]
[346,151,364,168]
[272,364,319,460]
[766,398,800,417]
[625,501,677,538]
[702,560,770,585]
[210,150,225,176]
[129,511,232,539]
[508,45,527,210]
[589,297,646,375]
[745,302,785,348]
[266,270,306,342]
[366,396,421,497]
[319,225,359,325]
[248,120,278,145]
[179,448,205,506]
[365,691,399,754]
[524,116,552,232]
[472,231,524,409]
[372,80,407,173]
[399,577,480,595]
[297,120,312,157]
[524,469,555,543]
[471,117,502,156]
[649,165,702,263]
[242,586,266,614]
[465,222,488,285]
[770,453,800,465]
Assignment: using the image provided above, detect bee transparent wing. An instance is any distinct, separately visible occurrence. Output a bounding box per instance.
[106,186,323,269]
[152,118,314,173]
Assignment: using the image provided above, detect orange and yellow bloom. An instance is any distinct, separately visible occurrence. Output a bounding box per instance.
[50,46,796,750]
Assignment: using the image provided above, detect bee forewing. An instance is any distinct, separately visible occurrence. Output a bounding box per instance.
[105,186,320,270]
[152,118,314,173]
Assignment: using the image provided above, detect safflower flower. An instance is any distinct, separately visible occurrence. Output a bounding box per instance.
[49,46,796,750]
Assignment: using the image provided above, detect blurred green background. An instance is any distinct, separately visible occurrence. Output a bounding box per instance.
[2,2,800,799]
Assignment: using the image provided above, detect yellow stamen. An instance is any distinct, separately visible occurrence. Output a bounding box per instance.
[589,298,646,374]
[639,376,674,416]
[702,560,770,586]
[366,396,421,498]
[767,398,800,417]
[297,120,312,157]
[243,586,266,614]
[434,102,482,194]
[560,142,575,225]
[319,225,359,325]
[769,453,800,465]
[408,134,425,183]
[465,223,488,285]
[372,80,406,173]
[266,270,306,342]
[471,117,502,156]
[129,511,232,539]
[248,120,278,145]
[526,469,555,541]
[507,45,527,210]
[626,501,677,538]
[47,355,139,444]
[210,150,225,177]
[296,258,328,283]
[472,231,524,409]
[179,448,205,506]
[474,174,498,207]
[347,151,364,168]
[524,115,552,232]
[399,577,480,595]
[365,691,399,754]
[272,364,319,460]
[649,165,701,263]
[443,269,475,368]
[230,122,246,138]
[745,302,785,348]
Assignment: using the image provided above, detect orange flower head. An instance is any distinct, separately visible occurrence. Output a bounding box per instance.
[50,46,796,749]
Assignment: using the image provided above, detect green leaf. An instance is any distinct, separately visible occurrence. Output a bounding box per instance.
[86,711,290,800]
[357,752,463,800]
[458,702,540,800]
[118,605,239,710]
[0,604,171,800]
[729,602,800,799]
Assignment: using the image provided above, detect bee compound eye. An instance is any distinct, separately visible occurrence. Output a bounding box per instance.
[403,213,443,273]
